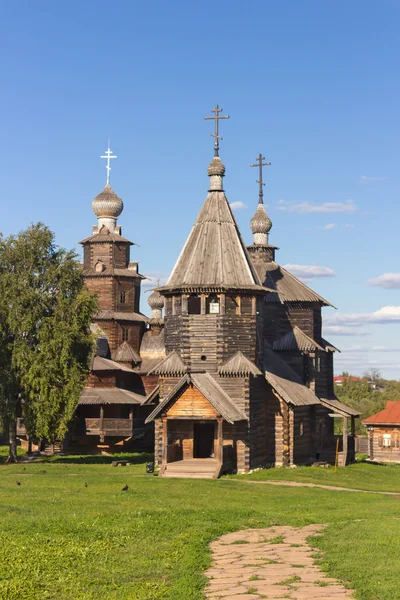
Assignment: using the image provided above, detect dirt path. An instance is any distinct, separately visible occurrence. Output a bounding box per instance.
[205,524,353,599]
[232,478,400,496]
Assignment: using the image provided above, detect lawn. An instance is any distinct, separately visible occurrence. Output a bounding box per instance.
[0,451,399,599]
[233,459,400,493]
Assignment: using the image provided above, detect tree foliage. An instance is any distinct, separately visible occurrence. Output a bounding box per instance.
[0,223,97,458]
[335,373,400,434]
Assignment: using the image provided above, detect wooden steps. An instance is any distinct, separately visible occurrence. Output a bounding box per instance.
[161,458,219,479]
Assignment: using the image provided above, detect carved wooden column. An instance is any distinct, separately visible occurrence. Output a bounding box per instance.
[181,294,189,315]
[200,294,207,315]
[342,416,348,466]
[162,417,168,465]
[100,406,104,443]
[217,418,223,465]
[251,296,257,316]
[219,294,226,315]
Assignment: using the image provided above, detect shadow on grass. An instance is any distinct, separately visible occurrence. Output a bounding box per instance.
[38,452,154,465]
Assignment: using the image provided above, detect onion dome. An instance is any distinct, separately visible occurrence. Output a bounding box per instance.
[92,183,123,219]
[148,289,164,310]
[207,156,226,177]
[250,202,272,245]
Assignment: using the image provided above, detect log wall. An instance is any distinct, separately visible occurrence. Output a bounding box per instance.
[368,426,400,462]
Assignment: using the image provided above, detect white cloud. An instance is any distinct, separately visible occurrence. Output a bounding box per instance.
[341,345,400,353]
[317,223,336,231]
[283,264,336,279]
[326,306,400,327]
[230,201,247,211]
[359,175,386,183]
[277,199,356,214]
[323,325,370,337]
[368,273,400,289]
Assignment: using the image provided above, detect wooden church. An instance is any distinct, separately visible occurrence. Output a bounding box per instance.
[144,107,359,477]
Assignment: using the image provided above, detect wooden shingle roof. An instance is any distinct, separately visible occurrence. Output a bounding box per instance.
[145,373,247,424]
[112,341,141,364]
[158,189,267,293]
[264,345,321,407]
[218,351,261,377]
[256,262,333,306]
[273,326,325,352]
[79,387,145,405]
[147,351,188,376]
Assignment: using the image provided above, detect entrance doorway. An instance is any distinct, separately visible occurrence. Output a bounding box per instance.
[193,422,215,458]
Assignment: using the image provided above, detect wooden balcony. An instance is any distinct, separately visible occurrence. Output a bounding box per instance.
[76,417,144,437]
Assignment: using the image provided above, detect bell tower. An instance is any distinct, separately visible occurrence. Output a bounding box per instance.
[157,107,266,371]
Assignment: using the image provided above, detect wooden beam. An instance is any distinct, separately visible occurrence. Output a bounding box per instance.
[200,294,207,315]
[181,294,189,315]
[342,416,348,466]
[219,294,226,315]
[162,418,168,465]
[217,418,223,465]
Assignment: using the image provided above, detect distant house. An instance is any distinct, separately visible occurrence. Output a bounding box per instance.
[363,402,400,462]
[334,376,360,386]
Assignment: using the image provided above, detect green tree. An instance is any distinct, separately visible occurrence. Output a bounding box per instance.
[0,223,97,461]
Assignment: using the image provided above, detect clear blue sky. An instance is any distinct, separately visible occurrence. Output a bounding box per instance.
[1,1,399,377]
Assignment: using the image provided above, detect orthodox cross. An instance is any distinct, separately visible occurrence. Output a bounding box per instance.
[204,104,230,157]
[100,141,117,185]
[250,153,271,204]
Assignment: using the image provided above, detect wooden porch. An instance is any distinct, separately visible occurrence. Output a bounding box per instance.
[161,458,220,479]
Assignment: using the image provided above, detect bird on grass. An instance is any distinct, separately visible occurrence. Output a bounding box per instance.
[122,484,129,491]
[85,482,88,488]
[39,469,46,474]
[16,481,21,486]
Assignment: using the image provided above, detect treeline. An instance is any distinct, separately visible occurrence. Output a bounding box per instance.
[335,371,400,434]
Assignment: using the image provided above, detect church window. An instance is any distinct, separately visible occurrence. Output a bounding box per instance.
[120,291,126,304]
[314,355,321,372]
[188,295,201,314]
[122,328,129,342]
[207,295,220,314]
[383,433,391,448]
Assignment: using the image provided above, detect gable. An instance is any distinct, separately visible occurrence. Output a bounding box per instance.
[167,385,219,418]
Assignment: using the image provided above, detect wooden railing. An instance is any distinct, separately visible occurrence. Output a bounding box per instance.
[76,418,138,436]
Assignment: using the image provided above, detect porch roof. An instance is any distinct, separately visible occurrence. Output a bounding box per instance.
[79,387,147,405]
[320,397,360,417]
[145,373,247,424]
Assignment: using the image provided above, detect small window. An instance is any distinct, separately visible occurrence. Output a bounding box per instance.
[207,295,220,314]
[299,421,304,436]
[313,356,321,372]
[120,291,126,304]
[122,328,129,342]
[383,434,391,448]
[188,295,201,315]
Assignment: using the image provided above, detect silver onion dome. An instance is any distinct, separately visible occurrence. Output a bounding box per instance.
[92,183,123,219]
[148,290,164,310]
[250,202,272,235]
[207,156,226,177]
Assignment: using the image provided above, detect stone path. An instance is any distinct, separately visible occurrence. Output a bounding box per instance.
[205,525,354,599]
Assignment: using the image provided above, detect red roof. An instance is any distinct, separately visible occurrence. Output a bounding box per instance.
[334,376,360,383]
[363,402,400,425]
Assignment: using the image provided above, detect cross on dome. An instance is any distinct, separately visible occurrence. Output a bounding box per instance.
[250,153,271,204]
[100,140,117,185]
[204,104,230,157]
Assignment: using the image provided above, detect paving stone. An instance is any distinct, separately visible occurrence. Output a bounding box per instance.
[205,525,355,600]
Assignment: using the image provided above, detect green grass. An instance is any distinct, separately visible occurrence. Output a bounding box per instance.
[232,460,400,493]
[1,450,400,599]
